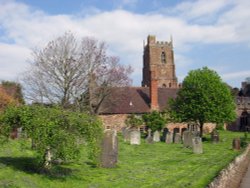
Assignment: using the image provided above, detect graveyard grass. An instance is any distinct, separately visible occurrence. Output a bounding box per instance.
[0,131,249,188]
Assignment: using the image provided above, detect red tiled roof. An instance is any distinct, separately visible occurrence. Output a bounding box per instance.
[98,87,178,114]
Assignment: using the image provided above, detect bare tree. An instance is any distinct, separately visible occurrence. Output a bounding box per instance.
[22,32,133,112]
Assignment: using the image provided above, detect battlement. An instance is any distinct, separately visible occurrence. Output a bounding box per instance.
[146,35,172,48]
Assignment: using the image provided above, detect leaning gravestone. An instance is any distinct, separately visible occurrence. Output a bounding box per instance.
[165,132,173,144]
[192,137,203,154]
[101,130,118,168]
[130,130,141,145]
[232,138,241,150]
[174,133,182,144]
[211,129,219,143]
[146,129,153,144]
[153,130,160,142]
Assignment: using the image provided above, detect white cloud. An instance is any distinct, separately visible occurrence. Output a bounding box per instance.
[0,0,250,87]
[0,43,31,81]
[221,71,250,80]
[173,0,235,20]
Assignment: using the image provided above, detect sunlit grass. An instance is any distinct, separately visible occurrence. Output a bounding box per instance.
[0,130,248,188]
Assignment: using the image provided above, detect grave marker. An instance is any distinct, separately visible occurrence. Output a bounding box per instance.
[192,137,203,154]
[130,130,141,145]
[101,130,118,168]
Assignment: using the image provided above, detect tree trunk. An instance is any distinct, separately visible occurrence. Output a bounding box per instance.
[199,123,204,138]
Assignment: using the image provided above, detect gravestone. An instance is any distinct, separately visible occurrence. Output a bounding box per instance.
[130,130,141,145]
[165,132,173,144]
[174,133,182,144]
[123,127,131,142]
[17,127,22,138]
[162,128,169,141]
[211,130,219,143]
[146,129,153,144]
[181,128,187,137]
[183,131,192,148]
[173,128,179,134]
[121,127,126,136]
[101,130,118,168]
[232,138,241,150]
[153,130,160,142]
[192,137,203,154]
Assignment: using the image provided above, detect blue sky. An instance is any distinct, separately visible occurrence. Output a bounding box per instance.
[1,0,250,88]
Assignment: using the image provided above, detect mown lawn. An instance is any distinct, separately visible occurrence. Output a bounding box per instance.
[0,130,249,188]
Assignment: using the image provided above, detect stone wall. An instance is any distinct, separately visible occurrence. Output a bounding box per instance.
[99,114,128,131]
[208,144,250,188]
[99,114,216,133]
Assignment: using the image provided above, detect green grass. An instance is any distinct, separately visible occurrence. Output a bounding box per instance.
[0,131,249,188]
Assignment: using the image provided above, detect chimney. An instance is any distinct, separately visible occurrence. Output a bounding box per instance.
[150,71,158,111]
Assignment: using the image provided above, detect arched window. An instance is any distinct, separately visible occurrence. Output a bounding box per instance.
[169,83,172,88]
[161,52,166,64]
[162,84,166,88]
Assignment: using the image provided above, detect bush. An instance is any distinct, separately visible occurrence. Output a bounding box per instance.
[142,111,166,132]
[0,105,103,169]
[125,114,143,128]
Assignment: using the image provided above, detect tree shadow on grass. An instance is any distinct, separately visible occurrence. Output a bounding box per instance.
[0,156,73,179]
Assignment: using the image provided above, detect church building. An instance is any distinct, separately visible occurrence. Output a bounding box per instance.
[99,35,215,133]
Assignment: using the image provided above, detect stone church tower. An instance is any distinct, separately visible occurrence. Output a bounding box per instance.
[142,35,178,88]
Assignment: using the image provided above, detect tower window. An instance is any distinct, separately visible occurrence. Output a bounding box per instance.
[161,52,166,64]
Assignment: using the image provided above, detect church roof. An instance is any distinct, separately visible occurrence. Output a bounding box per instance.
[98,87,178,114]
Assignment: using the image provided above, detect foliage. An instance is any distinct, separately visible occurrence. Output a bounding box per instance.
[125,114,143,128]
[22,32,132,113]
[0,87,19,112]
[0,131,247,187]
[142,111,166,132]
[1,81,25,104]
[0,105,103,168]
[169,67,237,137]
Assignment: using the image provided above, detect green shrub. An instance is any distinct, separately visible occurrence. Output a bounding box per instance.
[0,105,103,169]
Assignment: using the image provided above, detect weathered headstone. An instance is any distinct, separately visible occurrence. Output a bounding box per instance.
[173,128,179,134]
[162,128,169,141]
[123,127,131,142]
[17,127,22,138]
[146,129,153,144]
[232,138,241,150]
[153,130,160,142]
[165,132,173,144]
[101,130,118,168]
[183,131,192,148]
[211,130,219,143]
[130,130,141,145]
[174,133,182,144]
[181,128,187,137]
[192,137,203,154]
[121,127,126,136]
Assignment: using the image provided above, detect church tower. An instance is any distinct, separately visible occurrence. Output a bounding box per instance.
[142,35,178,88]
